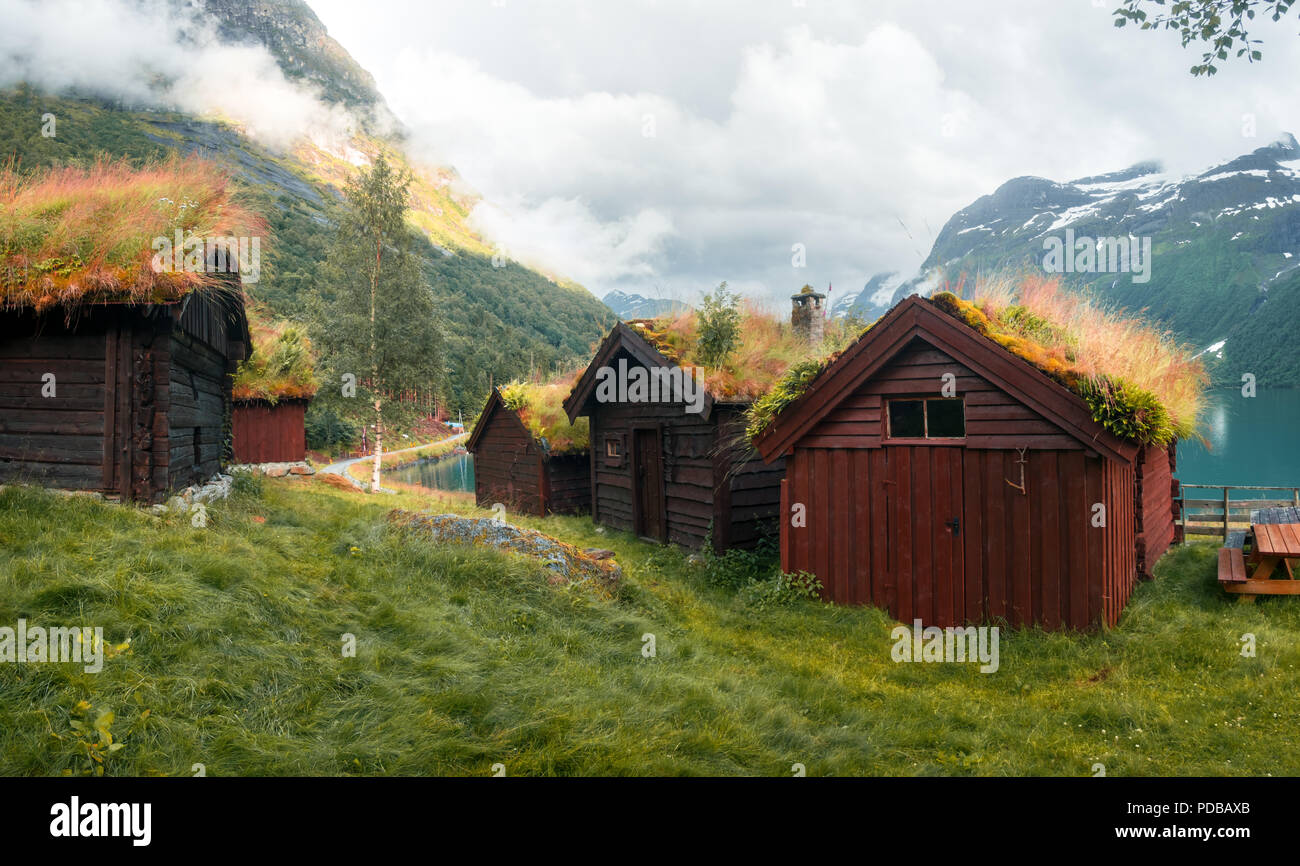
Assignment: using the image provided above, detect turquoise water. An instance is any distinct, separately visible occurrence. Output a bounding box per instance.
[388,453,475,492]
[1176,389,1300,498]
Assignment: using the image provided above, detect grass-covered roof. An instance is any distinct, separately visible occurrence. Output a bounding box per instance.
[626,302,851,402]
[746,273,1208,448]
[232,308,318,403]
[1,157,264,314]
[498,371,590,455]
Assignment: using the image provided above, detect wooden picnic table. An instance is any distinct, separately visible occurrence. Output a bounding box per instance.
[1248,522,1300,582]
[1219,509,1300,596]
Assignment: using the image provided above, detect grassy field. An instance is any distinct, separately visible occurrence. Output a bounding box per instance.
[1,477,1297,777]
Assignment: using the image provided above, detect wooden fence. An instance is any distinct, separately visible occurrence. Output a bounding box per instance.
[1178,484,1300,542]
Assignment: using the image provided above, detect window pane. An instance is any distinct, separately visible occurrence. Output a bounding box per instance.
[888,400,925,438]
[926,399,965,438]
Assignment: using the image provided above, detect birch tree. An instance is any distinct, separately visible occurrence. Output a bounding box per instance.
[314,153,443,489]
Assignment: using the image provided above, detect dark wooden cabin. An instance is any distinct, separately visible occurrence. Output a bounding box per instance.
[467,388,590,516]
[231,398,308,464]
[0,288,250,503]
[562,322,784,551]
[753,295,1178,630]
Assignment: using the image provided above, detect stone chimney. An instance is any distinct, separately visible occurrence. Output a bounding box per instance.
[790,284,826,344]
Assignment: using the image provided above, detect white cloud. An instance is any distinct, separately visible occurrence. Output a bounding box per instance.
[309,0,1300,302]
[0,0,357,148]
[472,197,674,288]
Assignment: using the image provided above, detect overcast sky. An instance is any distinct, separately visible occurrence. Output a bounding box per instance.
[304,0,1300,306]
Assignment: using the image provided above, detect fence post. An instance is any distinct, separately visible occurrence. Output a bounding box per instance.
[1176,481,1185,544]
[1223,487,1230,543]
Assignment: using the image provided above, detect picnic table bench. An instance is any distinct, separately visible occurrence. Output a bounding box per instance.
[1218,507,1300,596]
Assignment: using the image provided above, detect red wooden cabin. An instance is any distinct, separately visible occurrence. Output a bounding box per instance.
[467,388,589,517]
[753,295,1177,630]
[231,398,308,463]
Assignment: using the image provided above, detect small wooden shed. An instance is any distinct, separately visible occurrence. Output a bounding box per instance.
[467,387,590,516]
[562,322,785,551]
[753,295,1178,630]
[230,316,316,464]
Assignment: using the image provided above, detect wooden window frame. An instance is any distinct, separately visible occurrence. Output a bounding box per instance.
[603,433,625,466]
[885,397,967,444]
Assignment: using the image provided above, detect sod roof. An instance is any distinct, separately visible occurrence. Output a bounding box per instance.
[746,274,1208,448]
[231,308,318,403]
[623,302,849,402]
[497,372,590,455]
[1,157,265,315]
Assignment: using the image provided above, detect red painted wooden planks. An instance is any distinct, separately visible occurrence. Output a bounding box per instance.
[961,452,983,624]
[932,448,953,626]
[984,451,1008,623]
[231,401,306,464]
[911,447,934,624]
[892,447,913,623]
[871,449,890,612]
[1084,456,1105,628]
[1038,452,1062,630]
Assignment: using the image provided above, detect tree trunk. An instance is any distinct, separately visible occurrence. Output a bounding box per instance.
[370,231,382,492]
[372,395,382,491]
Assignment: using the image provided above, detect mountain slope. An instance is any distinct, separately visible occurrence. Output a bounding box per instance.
[0,0,616,415]
[895,135,1300,385]
[202,0,387,113]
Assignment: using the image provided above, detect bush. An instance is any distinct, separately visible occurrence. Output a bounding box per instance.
[697,535,778,590]
[741,570,825,609]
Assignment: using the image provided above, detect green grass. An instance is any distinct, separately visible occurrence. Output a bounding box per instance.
[1,479,1298,776]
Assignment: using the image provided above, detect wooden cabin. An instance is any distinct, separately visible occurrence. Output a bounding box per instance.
[229,316,316,465]
[562,322,785,551]
[0,158,262,503]
[467,387,590,516]
[0,289,250,503]
[231,398,309,464]
[753,294,1178,630]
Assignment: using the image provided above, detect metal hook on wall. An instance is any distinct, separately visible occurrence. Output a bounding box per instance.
[1005,447,1028,495]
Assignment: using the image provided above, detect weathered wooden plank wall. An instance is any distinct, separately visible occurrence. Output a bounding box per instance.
[1134,443,1176,578]
[166,328,228,489]
[590,399,717,548]
[0,321,108,491]
[783,444,1137,629]
[543,454,590,515]
[473,411,544,515]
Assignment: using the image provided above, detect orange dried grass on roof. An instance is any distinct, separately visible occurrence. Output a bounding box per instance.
[629,301,825,401]
[498,369,590,454]
[1,156,266,315]
[931,272,1207,444]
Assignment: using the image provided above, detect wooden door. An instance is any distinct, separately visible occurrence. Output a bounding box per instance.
[887,446,965,626]
[633,427,666,542]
